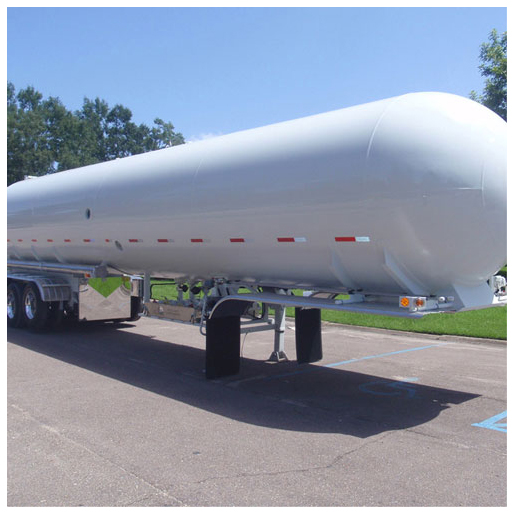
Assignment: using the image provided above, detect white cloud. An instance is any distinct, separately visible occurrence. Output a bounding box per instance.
[186,132,223,143]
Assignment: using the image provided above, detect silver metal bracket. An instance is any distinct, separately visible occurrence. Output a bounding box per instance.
[268,304,288,362]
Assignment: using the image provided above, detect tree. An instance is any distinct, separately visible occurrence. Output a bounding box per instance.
[470,29,507,121]
[7,84,55,184]
[150,118,185,149]
[78,97,110,163]
[7,82,185,185]
[43,95,92,172]
[104,104,136,159]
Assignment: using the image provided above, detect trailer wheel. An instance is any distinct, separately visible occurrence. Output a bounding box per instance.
[7,282,25,329]
[22,283,49,330]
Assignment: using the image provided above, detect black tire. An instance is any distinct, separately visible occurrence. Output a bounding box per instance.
[7,282,25,329]
[21,283,49,330]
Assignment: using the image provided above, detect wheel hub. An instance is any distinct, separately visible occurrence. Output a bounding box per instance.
[24,290,37,320]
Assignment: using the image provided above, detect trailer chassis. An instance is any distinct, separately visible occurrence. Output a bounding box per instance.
[7,260,506,379]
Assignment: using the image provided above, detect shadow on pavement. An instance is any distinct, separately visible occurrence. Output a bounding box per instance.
[8,322,479,438]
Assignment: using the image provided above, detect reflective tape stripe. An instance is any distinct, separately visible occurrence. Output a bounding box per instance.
[335,236,370,242]
[16,236,372,245]
[277,237,306,243]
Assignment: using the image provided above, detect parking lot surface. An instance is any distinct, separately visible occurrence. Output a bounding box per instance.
[7,317,507,506]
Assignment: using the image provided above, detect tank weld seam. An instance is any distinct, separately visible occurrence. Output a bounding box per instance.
[365,95,404,163]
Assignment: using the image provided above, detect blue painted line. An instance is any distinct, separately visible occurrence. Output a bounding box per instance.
[271,343,448,380]
[472,411,507,433]
[324,344,448,369]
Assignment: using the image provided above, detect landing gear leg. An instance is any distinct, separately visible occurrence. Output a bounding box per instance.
[268,305,288,362]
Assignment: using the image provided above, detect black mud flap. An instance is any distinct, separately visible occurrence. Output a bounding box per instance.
[205,315,241,379]
[295,308,323,364]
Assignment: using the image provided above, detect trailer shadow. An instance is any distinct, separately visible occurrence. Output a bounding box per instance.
[7,322,479,439]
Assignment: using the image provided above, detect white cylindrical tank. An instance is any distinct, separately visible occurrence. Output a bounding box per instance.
[7,92,507,298]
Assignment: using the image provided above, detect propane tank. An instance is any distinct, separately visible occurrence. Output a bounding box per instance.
[7,92,506,302]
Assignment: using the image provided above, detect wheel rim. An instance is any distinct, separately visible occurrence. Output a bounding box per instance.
[24,290,37,320]
[7,290,16,320]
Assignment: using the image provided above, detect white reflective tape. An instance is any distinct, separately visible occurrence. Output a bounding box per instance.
[355,236,370,242]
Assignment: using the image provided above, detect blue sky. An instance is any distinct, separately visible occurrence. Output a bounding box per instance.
[7,6,507,141]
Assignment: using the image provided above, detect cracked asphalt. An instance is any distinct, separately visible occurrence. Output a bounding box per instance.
[7,316,506,506]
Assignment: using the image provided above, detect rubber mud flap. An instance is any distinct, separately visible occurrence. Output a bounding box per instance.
[205,315,241,379]
[295,308,322,364]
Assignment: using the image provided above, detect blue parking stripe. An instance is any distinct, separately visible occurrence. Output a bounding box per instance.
[472,411,507,433]
[271,342,448,380]
[324,343,448,368]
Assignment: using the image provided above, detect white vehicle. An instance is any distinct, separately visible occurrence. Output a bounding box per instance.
[7,92,507,378]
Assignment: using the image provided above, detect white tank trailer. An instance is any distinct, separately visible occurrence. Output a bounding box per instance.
[7,92,507,378]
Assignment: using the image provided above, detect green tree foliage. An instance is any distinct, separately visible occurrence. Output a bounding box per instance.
[470,29,507,121]
[7,84,55,184]
[7,82,185,185]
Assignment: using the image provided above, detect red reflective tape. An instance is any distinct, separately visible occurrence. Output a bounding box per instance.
[230,238,245,243]
[157,239,169,243]
[335,237,356,242]
[47,239,54,243]
[105,239,111,243]
[277,237,295,243]
[64,239,71,243]
[83,239,91,242]
[31,239,38,242]
[17,239,23,242]
[128,239,140,243]
[191,238,203,243]
[7,239,10,242]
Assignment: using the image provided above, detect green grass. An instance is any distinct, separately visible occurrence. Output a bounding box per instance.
[315,306,506,340]
[151,280,180,301]
[150,280,507,340]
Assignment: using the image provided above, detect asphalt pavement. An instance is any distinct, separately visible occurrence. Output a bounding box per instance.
[7,316,507,506]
